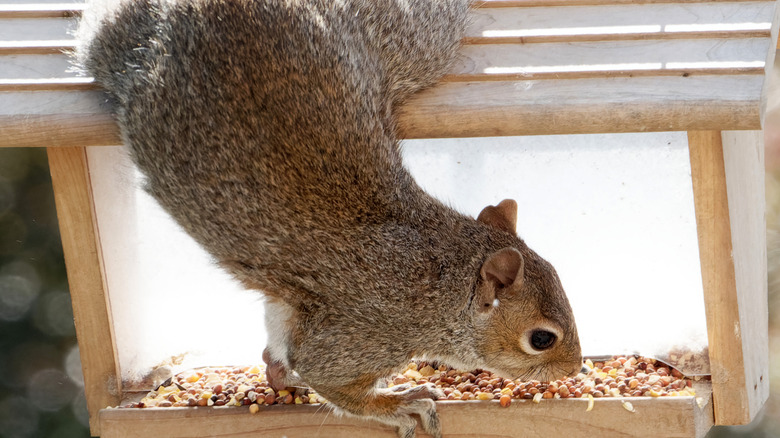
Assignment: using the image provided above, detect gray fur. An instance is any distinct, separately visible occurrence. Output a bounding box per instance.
[78,0,582,436]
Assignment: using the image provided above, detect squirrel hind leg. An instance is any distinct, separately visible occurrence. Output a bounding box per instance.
[383,384,444,438]
[317,381,444,438]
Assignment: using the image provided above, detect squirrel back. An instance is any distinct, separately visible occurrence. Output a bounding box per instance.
[80,0,471,302]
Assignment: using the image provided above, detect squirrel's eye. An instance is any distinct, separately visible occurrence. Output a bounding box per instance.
[530,330,557,351]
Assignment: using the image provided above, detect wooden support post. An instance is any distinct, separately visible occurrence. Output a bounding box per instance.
[48,147,121,436]
[687,130,769,425]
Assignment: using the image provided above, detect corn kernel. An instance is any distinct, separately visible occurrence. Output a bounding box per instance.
[185,373,201,383]
[404,369,423,380]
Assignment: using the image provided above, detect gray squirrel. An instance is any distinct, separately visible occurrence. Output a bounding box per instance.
[78,0,582,436]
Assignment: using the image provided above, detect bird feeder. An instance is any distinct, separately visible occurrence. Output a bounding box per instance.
[0,0,774,436]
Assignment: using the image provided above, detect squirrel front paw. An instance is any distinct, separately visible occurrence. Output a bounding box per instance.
[262,347,303,391]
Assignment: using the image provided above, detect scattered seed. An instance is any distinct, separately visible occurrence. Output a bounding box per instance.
[122,355,699,412]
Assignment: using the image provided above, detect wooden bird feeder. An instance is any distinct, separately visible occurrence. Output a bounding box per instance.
[0,0,774,436]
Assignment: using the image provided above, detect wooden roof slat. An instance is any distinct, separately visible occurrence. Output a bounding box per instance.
[0,17,76,41]
[469,2,775,36]
[0,3,83,18]
[452,37,772,80]
[477,0,769,7]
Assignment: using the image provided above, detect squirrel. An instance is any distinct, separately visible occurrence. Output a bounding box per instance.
[78,0,582,436]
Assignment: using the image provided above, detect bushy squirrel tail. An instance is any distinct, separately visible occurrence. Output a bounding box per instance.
[75,0,163,103]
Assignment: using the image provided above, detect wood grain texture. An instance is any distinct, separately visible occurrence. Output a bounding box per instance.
[477,0,766,7]
[0,90,121,147]
[0,78,96,91]
[1,113,120,146]
[452,38,771,80]
[0,3,83,18]
[99,394,713,438]
[720,130,770,423]
[759,1,780,122]
[398,76,763,138]
[0,54,82,79]
[47,147,122,435]
[0,73,766,144]
[0,17,76,41]
[687,131,768,425]
[467,2,775,41]
[0,41,77,55]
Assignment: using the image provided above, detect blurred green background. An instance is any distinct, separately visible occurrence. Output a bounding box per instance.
[0,144,777,437]
[0,148,89,438]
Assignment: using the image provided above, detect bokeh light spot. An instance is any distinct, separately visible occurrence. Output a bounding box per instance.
[26,368,77,413]
[33,290,76,337]
[0,274,40,322]
[64,345,84,388]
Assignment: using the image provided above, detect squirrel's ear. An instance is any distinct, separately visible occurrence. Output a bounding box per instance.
[475,248,525,313]
[477,199,518,234]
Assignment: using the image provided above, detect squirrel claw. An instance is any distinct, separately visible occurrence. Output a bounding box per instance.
[378,383,443,438]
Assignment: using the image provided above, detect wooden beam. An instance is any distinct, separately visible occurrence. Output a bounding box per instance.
[48,147,122,436]
[398,77,762,138]
[1,113,120,147]
[99,392,713,438]
[687,130,769,425]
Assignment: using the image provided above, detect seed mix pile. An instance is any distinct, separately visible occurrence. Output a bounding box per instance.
[124,356,699,412]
